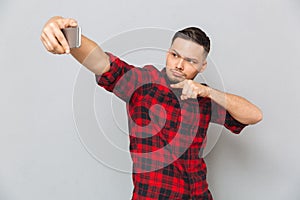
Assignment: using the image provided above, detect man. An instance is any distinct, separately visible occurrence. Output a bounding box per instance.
[41,16,263,200]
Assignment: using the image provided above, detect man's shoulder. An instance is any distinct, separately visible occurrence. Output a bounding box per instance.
[132,65,167,86]
[135,65,164,78]
[142,65,161,72]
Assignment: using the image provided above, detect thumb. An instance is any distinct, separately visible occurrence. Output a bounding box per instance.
[57,18,78,29]
[63,18,78,28]
[69,19,78,27]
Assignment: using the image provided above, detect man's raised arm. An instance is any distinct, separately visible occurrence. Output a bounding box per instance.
[40,16,110,75]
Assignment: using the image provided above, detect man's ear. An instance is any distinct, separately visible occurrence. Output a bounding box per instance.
[166,48,171,58]
[199,60,207,73]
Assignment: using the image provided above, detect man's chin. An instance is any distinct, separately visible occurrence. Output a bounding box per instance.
[168,76,184,84]
[166,71,185,83]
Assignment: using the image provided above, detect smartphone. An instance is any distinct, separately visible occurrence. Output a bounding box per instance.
[61,27,81,48]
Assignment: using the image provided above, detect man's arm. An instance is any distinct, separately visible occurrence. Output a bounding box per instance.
[207,86,263,125]
[170,80,263,125]
[40,16,110,75]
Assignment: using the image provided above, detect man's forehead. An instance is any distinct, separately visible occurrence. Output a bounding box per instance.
[171,38,205,59]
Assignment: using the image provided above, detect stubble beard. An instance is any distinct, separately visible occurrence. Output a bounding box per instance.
[166,68,187,84]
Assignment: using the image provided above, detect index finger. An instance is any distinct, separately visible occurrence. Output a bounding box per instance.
[170,81,185,89]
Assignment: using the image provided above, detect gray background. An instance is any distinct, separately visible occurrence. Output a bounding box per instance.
[1,0,299,199]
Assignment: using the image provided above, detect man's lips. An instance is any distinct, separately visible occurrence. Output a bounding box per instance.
[171,69,185,78]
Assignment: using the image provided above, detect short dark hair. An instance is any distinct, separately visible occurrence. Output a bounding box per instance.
[172,27,210,56]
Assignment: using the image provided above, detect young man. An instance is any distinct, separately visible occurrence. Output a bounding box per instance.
[41,16,262,200]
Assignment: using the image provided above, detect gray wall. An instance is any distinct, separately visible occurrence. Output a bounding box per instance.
[1,0,299,199]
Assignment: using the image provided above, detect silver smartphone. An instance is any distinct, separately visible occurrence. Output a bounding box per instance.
[61,27,81,48]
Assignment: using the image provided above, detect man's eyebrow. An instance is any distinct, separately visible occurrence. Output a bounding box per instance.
[171,49,199,63]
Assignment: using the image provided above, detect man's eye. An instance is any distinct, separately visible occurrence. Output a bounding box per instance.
[185,59,193,64]
[186,59,197,64]
[172,53,178,58]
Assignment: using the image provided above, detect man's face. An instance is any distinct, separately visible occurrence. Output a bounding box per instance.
[166,37,207,83]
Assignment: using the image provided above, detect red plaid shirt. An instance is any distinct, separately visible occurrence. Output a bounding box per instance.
[96,53,247,200]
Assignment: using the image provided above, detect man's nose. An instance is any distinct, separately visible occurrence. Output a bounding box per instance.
[175,58,184,71]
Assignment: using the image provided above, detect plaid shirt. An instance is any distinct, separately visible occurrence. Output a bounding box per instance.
[96,53,247,200]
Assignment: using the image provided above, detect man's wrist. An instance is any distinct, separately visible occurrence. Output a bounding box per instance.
[206,86,213,99]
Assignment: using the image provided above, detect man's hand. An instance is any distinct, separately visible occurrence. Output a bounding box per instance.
[170,80,210,100]
[40,16,78,54]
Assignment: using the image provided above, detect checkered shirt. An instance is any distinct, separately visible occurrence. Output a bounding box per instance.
[96,53,247,199]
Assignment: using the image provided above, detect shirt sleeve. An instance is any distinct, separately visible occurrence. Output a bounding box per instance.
[210,100,247,134]
[95,52,155,102]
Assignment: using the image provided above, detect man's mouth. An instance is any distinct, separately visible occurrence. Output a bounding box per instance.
[171,69,185,78]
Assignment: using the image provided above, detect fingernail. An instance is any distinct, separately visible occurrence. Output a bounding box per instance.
[66,49,70,54]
